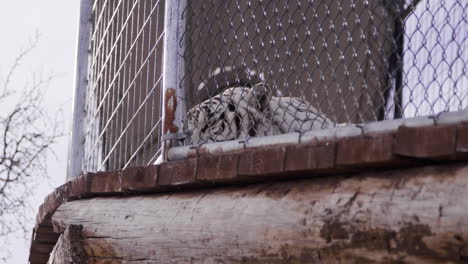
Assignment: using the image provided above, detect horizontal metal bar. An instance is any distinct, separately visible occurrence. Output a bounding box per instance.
[167,110,468,161]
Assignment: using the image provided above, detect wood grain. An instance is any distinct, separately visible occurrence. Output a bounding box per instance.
[52,164,468,263]
[47,225,85,264]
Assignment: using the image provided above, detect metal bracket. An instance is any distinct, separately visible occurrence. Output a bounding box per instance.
[162,132,189,141]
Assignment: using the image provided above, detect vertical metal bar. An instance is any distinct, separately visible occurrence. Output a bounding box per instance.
[393,17,404,119]
[67,0,93,179]
[161,0,187,161]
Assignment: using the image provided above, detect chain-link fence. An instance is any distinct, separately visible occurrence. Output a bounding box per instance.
[82,0,165,173]
[182,0,467,145]
[76,0,466,173]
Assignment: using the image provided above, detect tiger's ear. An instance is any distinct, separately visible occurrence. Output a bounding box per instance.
[246,83,272,112]
[197,66,264,100]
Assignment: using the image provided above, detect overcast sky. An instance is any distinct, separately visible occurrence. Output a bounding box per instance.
[0,1,80,262]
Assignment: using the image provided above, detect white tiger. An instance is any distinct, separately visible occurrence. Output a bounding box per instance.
[187,83,333,144]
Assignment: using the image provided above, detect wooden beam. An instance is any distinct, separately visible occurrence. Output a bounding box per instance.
[52,164,468,263]
[47,225,85,264]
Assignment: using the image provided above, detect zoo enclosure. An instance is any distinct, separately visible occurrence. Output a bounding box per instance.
[68,0,467,178]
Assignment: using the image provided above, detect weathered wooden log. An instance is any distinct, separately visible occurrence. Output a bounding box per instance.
[47,225,85,264]
[51,164,468,263]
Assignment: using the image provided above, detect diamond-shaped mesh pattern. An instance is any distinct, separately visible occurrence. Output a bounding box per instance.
[79,0,466,172]
[181,0,467,145]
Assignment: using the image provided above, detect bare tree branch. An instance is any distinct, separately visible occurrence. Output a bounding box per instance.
[0,35,62,261]
[0,32,40,100]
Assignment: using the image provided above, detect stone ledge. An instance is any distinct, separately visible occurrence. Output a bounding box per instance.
[285,140,335,173]
[457,122,468,154]
[197,154,239,183]
[159,158,198,187]
[122,165,159,192]
[336,133,396,167]
[394,125,457,159]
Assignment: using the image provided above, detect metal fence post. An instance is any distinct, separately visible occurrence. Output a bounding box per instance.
[67,0,93,179]
[161,0,188,162]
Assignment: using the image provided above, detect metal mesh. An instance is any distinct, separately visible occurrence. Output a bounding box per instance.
[78,0,466,172]
[83,0,165,172]
[181,0,467,145]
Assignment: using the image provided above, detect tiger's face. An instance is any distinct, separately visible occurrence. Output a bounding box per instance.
[187,87,264,144]
[187,83,333,145]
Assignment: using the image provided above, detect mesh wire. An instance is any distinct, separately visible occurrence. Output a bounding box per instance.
[83,0,165,173]
[182,0,467,145]
[80,0,467,172]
